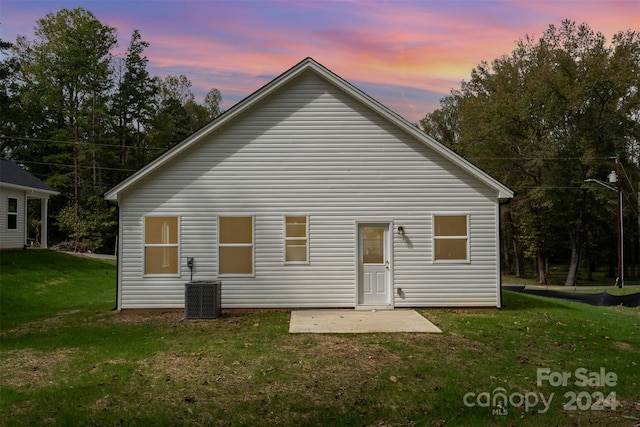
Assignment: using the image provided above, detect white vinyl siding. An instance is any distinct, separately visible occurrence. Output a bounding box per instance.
[116,71,502,309]
[0,190,25,249]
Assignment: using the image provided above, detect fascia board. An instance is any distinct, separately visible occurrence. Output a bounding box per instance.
[0,182,59,197]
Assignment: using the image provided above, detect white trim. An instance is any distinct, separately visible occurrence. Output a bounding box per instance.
[495,202,502,308]
[22,195,27,247]
[0,182,58,197]
[116,206,123,310]
[7,197,18,230]
[217,215,256,278]
[432,213,471,264]
[284,214,310,265]
[105,58,513,202]
[143,215,181,277]
[355,221,394,309]
[40,197,48,248]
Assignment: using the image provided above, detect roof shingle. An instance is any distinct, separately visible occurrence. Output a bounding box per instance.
[0,159,57,193]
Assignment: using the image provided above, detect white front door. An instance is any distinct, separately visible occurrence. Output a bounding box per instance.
[358,223,391,307]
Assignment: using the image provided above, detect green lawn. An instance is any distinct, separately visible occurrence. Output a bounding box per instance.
[1,250,639,426]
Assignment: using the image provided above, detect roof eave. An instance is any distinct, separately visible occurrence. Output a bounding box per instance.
[0,182,60,197]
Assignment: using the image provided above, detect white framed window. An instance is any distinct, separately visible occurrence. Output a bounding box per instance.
[285,215,308,264]
[7,198,18,230]
[144,216,179,275]
[218,216,254,276]
[433,214,469,262]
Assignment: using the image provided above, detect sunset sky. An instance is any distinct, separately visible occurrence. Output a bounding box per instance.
[2,0,638,122]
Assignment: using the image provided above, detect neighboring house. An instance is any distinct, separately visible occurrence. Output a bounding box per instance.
[0,159,59,249]
[105,57,513,311]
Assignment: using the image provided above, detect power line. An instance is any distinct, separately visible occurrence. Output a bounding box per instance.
[1,136,624,161]
[619,162,636,194]
[0,135,166,151]
[468,156,618,161]
[17,159,136,173]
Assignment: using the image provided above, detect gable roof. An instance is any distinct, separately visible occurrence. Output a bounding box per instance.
[105,57,513,201]
[0,159,59,195]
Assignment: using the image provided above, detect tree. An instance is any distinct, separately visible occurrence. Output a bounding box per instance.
[157,74,195,106]
[8,8,117,202]
[0,36,50,160]
[422,20,640,285]
[57,196,117,253]
[0,38,16,137]
[147,75,211,149]
[203,87,223,118]
[112,29,157,171]
[1,8,226,252]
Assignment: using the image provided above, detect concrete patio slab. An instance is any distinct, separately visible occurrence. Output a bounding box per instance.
[289,309,442,333]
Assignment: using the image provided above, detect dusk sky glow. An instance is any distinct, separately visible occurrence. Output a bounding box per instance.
[2,0,639,122]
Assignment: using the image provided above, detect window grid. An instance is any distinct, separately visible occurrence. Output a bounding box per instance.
[7,198,18,230]
[433,214,469,262]
[218,216,254,276]
[144,216,180,276]
[285,215,308,264]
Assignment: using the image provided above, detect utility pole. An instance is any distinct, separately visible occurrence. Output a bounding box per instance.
[616,155,624,288]
[585,156,625,288]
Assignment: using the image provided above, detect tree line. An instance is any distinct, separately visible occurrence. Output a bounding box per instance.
[1,8,222,253]
[421,20,640,285]
[2,10,639,285]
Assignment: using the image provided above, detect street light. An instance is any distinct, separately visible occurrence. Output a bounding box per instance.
[585,167,624,288]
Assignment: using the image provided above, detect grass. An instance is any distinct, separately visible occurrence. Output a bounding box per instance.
[503,264,640,295]
[1,250,639,426]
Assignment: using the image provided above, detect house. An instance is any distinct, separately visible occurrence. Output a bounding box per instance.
[0,159,59,249]
[105,58,513,310]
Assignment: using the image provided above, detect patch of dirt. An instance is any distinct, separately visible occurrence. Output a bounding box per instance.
[611,341,638,352]
[53,241,94,253]
[0,348,78,388]
[134,352,229,385]
[105,308,271,326]
[291,334,403,368]
[92,394,123,411]
[0,310,81,338]
[122,333,423,413]
[89,358,129,373]
[106,310,183,325]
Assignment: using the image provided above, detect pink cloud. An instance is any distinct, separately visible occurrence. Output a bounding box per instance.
[4,0,638,122]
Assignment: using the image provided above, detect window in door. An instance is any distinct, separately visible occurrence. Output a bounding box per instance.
[362,227,385,264]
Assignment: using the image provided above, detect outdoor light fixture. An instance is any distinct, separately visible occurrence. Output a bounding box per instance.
[397,226,405,235]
